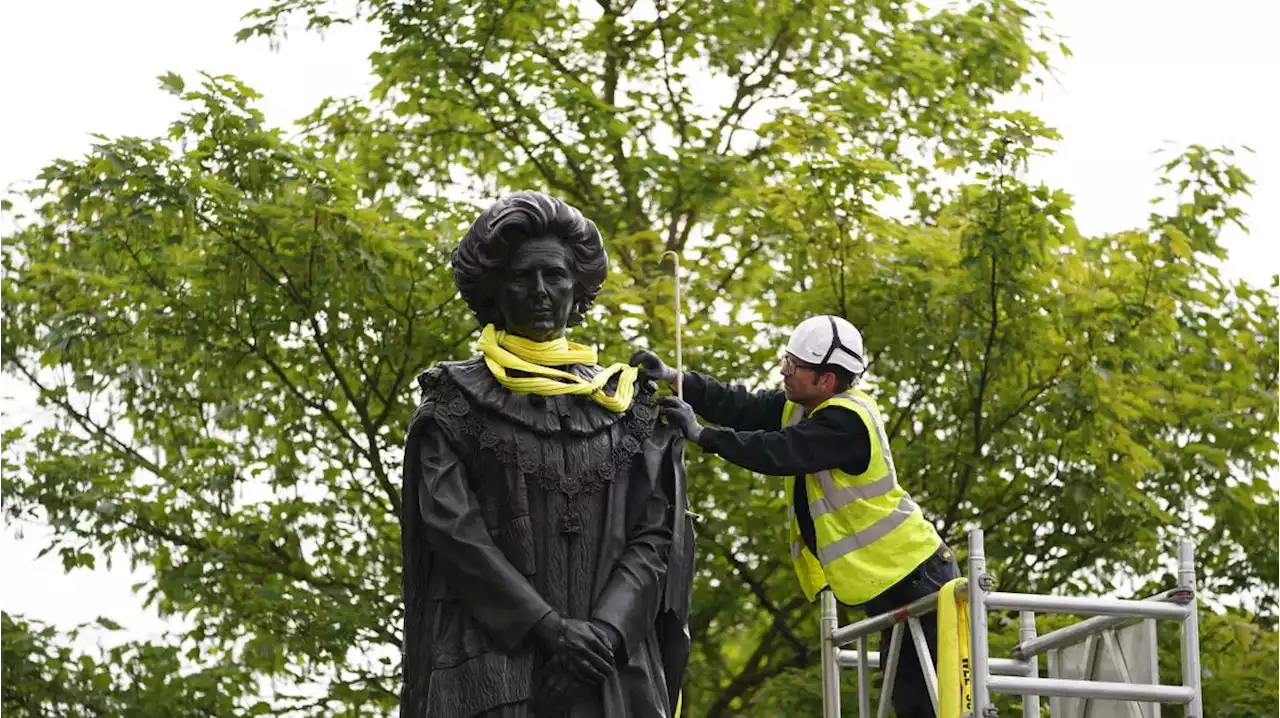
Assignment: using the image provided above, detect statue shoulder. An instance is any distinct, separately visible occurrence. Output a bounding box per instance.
[415,358,486,403]
[408,361,485,441]
[625,387,659,426]
[610,386,660,455]
[415,365,450,401]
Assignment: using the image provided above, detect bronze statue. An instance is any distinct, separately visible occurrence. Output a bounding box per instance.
[401,192,693,717]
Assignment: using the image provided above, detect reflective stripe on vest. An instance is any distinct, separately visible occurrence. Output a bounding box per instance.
[816,494,919,564]
[786,502,804,557]
[842,392,900,493]
[810,472,896,517]
[787,393,899,519]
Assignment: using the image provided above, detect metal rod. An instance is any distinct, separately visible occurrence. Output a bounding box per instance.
[830,581,968,647]
[857,635,871,718]
[1012,587,1193,660]
[992,658,1032,677]
[986,591,1190,620]
[1045,648,1063,717]
[876,623,904,718]
[836,651,1030,676]
[1141,619,1162,718]
[969,529,991,716]
[987,676,1196,703]
[1179,540,1203,718]
[1078,633,1102,718]
[837,649,875,669]
[821,590,841,718]
[661,250,683,399]
[1100,630,1148,718]
[1019,612,1040,718]
[906,616,939,714]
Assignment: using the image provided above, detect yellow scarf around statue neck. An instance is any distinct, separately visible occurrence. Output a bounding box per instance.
[477,324,639,413]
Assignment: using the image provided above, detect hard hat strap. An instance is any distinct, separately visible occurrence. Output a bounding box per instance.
[819,316,864,370]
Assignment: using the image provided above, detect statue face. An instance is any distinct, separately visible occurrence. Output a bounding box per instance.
[498,236,576,341]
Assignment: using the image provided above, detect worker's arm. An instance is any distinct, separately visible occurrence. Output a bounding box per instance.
[695,405,872,476]
[680,371,787,431]
[630,350,784,430]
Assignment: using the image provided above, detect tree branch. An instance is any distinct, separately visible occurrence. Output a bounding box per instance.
[712,239,766,294]
[121,514,371,597]
[712,541,810,657]
[706,625,811,718]
[600,8,648,233]
[943,174,1006,533]
[4,354,165,479]
[983,354,1069,439]
[710,2,808,155]
[203,213,401,515]
[888,341,960,443]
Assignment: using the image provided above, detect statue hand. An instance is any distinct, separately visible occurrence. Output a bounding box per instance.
[629,349,677,384]
[562,619,616,683]
[533,657,580,718]
[532,626,617,717]
[590,619,622,659]
[657,396,702,442]
[533,614,615,684]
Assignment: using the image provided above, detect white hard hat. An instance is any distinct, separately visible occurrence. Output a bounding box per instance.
[785,315,866,374]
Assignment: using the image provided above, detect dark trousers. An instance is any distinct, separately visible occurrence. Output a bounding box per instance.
[855,546,961,718]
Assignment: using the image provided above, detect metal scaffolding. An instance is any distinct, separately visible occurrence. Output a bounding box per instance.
[819,529,1202,718]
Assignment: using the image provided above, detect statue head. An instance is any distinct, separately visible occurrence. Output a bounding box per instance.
[452,191,609,341]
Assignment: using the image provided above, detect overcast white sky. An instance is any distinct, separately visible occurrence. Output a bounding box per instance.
[1,0,1277,647]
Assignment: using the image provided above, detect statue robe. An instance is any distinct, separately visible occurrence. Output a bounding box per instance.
[400,357,693,718]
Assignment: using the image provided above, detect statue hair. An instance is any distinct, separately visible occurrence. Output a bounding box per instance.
[451,191,609,329]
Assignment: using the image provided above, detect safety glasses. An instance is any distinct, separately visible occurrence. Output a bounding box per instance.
[781,354,819,374]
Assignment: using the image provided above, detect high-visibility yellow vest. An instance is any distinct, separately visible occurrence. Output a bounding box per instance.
[784,390,941,605]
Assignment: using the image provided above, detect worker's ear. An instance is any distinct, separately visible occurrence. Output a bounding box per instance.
[820,370,839,394]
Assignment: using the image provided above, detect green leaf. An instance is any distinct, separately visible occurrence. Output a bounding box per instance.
[157,71,185,96]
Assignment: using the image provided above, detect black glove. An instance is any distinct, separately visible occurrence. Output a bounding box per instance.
[657,395,702,442]
[629,349,678,385]
[531,613,615,685]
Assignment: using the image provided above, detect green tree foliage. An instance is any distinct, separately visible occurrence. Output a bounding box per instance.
[4,1,1276,715]
[2,612,253,717]
[1183,607,1280,718]
[3,72,473,716]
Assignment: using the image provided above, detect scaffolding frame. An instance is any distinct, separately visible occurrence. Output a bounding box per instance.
[820,529,1202,718]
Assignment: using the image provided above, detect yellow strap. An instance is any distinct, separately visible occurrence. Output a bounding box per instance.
[476,324,639,413]
[937,577,973,718]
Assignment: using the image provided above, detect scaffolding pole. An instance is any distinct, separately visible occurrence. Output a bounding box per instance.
[819,528,1203,718]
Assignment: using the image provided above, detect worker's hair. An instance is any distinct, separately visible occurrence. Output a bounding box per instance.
[451,191,609,329]
[818,365,859,393]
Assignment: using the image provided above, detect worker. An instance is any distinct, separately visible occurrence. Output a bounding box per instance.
[630,315,958,718]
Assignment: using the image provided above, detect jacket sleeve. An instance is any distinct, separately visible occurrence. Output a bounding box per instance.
[696,405,872,477]
[591,426,678,661]
[681,371,787,431]
[414,421,553,650]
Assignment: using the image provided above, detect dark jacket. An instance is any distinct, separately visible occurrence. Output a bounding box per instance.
[680,371,872,555]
